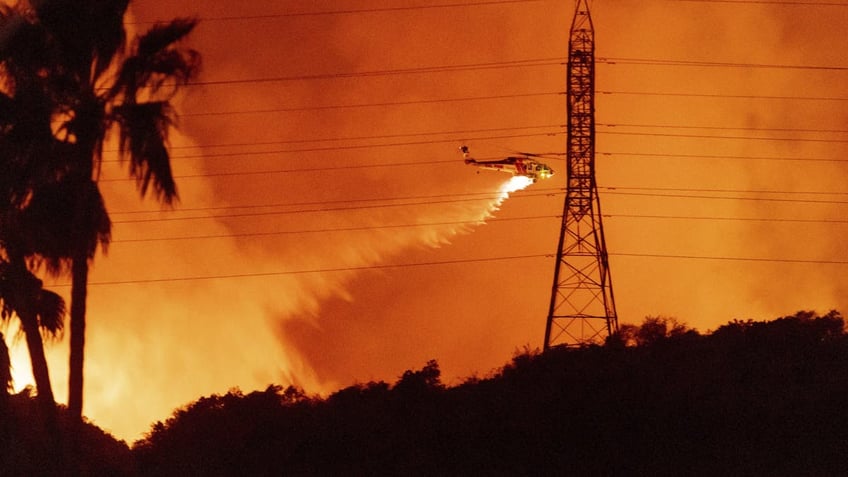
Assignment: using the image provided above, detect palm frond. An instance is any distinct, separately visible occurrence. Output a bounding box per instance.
[31,0,129,80]
[20,178,112,267]
[113,101,178,203]
[90,0,130,80]
[138,18,196,58]
[36,288,64,340]
[110,18,199,102]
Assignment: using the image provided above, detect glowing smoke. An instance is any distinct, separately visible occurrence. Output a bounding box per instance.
[4,162,533,441]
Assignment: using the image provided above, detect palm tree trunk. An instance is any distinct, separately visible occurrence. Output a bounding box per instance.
[7,255,56,409]
[68,254,88,419]
[20,308,62,476]
[20,311,55,407]
[0,332,10,403]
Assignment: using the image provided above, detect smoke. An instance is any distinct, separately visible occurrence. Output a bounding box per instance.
[8,137,534,441]
[6,0,846,442]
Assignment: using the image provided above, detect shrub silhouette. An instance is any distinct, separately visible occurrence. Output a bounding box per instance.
[8,312,844,475]
[131,311,848,476]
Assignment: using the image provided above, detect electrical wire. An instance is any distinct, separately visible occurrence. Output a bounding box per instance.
[110,190,565,224]
[98,130,565,165]
[600,151,848,163]
[187,58,565,87]
[177,56,848,89]
[601,186,848,196]
[599,130,848,144]
[598,122,848,135]
[157,122,848,152]
[668,0,848,5]
[600,90,848,102]
[164,124,564,150]
[112,215,560,244]
[611,252,848,265]
[182,92,563,117]
[58,253,554,287]
[602,191,848,205]
[605,213,848,224]
[178,89,848,119]
[44,249,848,288]
[111,211,848,245]
[105,184,848,219]
[109,187,563,216]
[131,0,545,23]
[600,57,848,71]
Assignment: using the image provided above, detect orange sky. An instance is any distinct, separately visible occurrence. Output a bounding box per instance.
[6,0,848,441]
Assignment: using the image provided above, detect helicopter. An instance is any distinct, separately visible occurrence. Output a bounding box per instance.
[460,145,555,183]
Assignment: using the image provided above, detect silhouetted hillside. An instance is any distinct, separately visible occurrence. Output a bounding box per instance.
[132,310,848,476]
[0,389,133,476]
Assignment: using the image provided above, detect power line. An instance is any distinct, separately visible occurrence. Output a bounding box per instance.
[96,129,842,173]
[132,0,545,23]
[105,186,848,226]
[187,58,565,87]
[599,130,848,144]
[110,211,848,245]
[606,213,848,224]
[109,188,539,215]
[102,159,459,182]
[164,124,563,151]
[43,249,848,288]
[598,122,848,135]
[106,184,846,219]
[669,0,848,5]
[612,252,848,265]
[61,253,554,287]
[600,57,848,71]
[109,186,565,216]
[182,92,563,117]
[112,215,559,244]
[179,89,847,119]
[161,122,846,151]
[98,131,565,165]
[600,90,848,102]
[600,151,848,164]
[96,146,848,184]
[164,56,848,90]
[111,190,565,224]
[602,190,848,205]
[601,186,848,196]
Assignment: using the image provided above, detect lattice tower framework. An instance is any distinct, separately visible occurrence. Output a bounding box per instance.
[544,0,618,349]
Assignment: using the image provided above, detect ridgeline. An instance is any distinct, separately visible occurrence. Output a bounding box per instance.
[3,311,847,475]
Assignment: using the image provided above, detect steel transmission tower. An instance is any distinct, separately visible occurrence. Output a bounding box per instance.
[545,0,618,349]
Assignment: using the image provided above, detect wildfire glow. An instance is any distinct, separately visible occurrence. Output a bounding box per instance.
[4,0,843,445]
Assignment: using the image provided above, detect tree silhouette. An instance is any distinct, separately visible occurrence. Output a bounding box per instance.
[0,0,200,422]
[0,332,10,397]
[0,3,71,414]
[0,259,65,408]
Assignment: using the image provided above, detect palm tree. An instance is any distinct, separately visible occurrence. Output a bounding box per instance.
[0,256,65,408]
[17,0,200,420]
[0,3,70,410]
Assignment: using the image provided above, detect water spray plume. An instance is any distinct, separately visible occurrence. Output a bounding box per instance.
[500,175,534,196]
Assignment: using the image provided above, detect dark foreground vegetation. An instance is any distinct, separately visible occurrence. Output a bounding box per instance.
[4,311,848,476]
